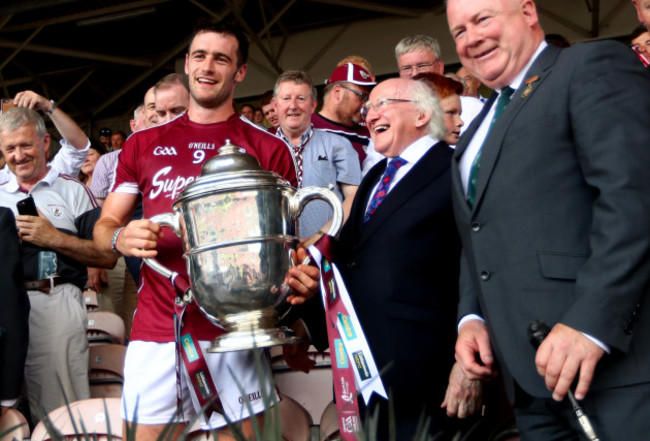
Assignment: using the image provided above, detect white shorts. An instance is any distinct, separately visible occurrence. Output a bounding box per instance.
[121,341,278,429]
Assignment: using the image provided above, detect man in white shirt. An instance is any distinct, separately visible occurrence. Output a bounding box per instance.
[0,90,89,185]
[323,78,480,440]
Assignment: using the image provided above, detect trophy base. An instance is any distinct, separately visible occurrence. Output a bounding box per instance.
[207,326,300,352]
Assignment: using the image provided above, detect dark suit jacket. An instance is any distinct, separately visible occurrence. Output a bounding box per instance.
[333,141,461,434]
[0,207,30,401]
[452,41,650,399]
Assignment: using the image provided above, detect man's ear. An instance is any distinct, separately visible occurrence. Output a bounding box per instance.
[415,110,430,128]
[234,63,247,84]
[43,133,51,157]
[521,0,540,27]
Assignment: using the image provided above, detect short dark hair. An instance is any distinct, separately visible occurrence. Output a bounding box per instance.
[189,20,249,67]
[259,90,274,107]
[631,25,649,41]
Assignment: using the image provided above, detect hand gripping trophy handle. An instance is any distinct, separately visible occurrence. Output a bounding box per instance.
[142,213,191,300]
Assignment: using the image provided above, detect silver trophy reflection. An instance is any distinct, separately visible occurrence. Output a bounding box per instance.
[143,140,343,352]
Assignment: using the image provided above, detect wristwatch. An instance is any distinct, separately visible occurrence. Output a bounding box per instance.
[46,99,57,116]
[111,227,125,255]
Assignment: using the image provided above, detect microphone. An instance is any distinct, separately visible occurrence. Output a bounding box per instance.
[527,321,601,441]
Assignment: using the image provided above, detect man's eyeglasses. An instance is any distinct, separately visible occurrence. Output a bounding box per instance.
[339,84,369,103]
[360,98,418,119]
[399,62,436,74]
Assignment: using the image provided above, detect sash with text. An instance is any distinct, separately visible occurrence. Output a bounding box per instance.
[308,235,387,440]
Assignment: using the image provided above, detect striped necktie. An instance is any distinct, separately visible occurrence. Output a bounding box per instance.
[363,157,407,223]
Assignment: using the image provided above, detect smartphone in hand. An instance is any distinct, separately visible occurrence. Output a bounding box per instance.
[17,195,38,216]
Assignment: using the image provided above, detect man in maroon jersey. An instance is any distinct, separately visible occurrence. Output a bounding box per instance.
[94,21,317,441]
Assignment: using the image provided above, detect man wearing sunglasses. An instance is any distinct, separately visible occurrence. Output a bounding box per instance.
[312,62,376,170]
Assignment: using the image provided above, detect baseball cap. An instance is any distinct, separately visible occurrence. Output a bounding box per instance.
[325,63,376,86]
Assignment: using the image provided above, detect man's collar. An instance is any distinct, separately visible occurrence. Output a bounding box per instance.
[277,123,314,147]
[4,166,56,193]
[504,41,548,92]
[395,135,438,164]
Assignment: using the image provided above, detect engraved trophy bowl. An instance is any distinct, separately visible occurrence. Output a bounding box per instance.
[143,140,343,352]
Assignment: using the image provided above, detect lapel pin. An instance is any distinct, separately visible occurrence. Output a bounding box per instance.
[521,75,540,98]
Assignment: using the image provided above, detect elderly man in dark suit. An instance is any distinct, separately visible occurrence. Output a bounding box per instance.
[447,0,650,439]
[0,207,29,417]
[321,77,479,441]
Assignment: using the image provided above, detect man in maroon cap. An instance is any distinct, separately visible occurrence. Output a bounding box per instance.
[312,62,376,169]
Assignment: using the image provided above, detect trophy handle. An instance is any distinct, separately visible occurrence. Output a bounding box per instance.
[142,212,181,280]
[290,186,344,237]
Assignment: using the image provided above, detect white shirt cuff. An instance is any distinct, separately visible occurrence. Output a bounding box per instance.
[582,332,610,354]
[457,314,485,333]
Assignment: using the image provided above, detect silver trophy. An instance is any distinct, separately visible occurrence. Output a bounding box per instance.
[143,140,343,352]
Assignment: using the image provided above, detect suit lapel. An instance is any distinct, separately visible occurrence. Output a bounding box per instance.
[472,44,562,212]
[357,142,450,247]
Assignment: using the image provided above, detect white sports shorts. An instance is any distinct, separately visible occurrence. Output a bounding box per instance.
[121,340,278,429]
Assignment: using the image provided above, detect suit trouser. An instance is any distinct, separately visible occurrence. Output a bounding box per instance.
[25,284,90,424]
[513,381,650,441]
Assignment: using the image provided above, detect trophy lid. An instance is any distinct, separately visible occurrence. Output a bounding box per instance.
[201,139,265,175]
[177,139,291,203]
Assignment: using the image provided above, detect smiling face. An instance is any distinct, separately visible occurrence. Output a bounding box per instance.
[185,31,247,113]
[275,81,317,142]
[440,94,463,145]
[0,124,50,187]
[447,0,544,90]
[144,87,157,127]
[364,78,428,158]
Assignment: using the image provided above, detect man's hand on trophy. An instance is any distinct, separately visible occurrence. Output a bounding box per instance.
[285,246,320,304]
[283,319,316,373]
[117,219,164,258]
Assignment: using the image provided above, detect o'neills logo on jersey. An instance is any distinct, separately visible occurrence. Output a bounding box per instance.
[153,146,178,156]
[150,166,196,200]
[188,142,216,150]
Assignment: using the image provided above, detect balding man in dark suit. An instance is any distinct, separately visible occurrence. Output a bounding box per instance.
[447,0,650,439]
[330,77,480,441]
